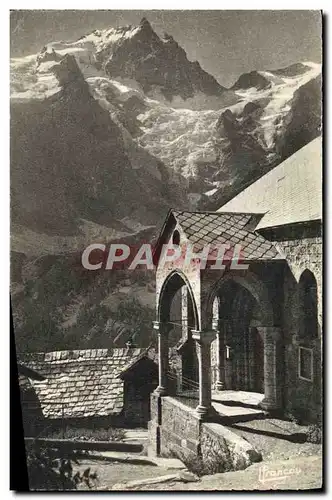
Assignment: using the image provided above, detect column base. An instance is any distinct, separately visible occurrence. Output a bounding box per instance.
[195,404,218,420]
[154,386,167,397]
[215,381,225,391]
[259,397,280,411]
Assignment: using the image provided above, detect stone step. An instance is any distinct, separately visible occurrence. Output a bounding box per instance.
[212,401,266,424]
[87,450,186,470]
[111,470,199,490]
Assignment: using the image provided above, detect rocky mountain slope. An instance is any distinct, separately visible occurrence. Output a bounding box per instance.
[10,18,321,351]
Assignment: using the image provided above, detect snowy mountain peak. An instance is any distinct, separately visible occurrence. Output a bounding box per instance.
[232,71,271,91]
[232,62,321,92]
[50,18,227,102]
[10,19,321,223]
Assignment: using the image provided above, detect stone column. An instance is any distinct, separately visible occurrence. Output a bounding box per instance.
[248,327,255,391]
[243,327,250,391]
[258,326,282,410]
[153,321,171,396]
[212,320,225,391]
[181,286,189,341]
[192,329,217,419]
[224,320,233,390]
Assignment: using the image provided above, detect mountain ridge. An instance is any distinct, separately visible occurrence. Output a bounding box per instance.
[10,18,322,351]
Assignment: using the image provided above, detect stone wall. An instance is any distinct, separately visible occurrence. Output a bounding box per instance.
[155,222,202,327]
[148,394,261,473]
[279,235,322,422]
[277,236,322,322]
[160,396,201,458]
[148,393,200,458]
[201,423,261,473]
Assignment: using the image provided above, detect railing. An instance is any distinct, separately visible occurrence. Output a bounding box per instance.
[167,371,199,410]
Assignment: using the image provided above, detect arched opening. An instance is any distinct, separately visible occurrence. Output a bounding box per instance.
[157,271,199,394]
[207,271,274,394]
[299,269,319,341]
[297,270,321,416]
[172,229,180,246]
[219,280,263,392]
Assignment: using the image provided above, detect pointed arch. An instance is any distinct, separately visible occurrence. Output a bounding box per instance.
[205,270,274,327]
[157,269,199,330]
[299,269,319,340]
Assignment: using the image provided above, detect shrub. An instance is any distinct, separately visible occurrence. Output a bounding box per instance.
[26,446,98,491]
[306,423,322,444]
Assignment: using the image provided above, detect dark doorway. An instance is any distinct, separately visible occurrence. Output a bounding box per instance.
[181,335,199,388]
[216,279,267,394]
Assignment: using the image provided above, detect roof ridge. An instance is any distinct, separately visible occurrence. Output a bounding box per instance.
[173,209,266,216]
[217,136,322,229]
[19,347,147,362]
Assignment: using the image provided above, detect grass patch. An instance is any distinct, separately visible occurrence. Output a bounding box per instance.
[47,426,126,442]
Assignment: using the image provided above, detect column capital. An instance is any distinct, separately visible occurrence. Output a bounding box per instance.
[192,329,217,345]
[153,321,172,334]
[257,326,281,342]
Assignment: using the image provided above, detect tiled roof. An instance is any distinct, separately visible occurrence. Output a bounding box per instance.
[218,137,322,230]
[19,373,33,392]
[18,363,46,381]
[173,211,282,261]
[18,348,153,419]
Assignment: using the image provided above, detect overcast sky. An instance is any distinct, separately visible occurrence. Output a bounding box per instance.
[10,10,322,87]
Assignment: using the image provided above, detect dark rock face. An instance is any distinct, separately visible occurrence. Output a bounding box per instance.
[272,62,310,77]
[36,46,62,67]
[10,27,322,352]
[10,54,172,235]
[277,74,322,159]
[214,103,267,179]
[202,67,321,211]
[100,18,226,101]
[231,70,271,91]
[120,95,148,136]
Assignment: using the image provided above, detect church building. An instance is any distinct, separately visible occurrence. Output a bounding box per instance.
[150,134,322,452]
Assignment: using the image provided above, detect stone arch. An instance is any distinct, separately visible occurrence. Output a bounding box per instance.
[157,269,200,330]
[205,269,274,328]
[156,269,200,394]
[292,262,319,284]
[204,270,279,401]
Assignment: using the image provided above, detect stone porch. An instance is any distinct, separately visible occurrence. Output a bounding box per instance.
[173,390,266,424]
[212,390,265,423]
[148,392,263,471]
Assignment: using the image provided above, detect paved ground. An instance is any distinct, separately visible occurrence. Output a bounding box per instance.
[212,390,264,406]
[86,450,185,469]
[74,454,322,491]
[228,418,322,461]
[71,399,322,492]
[74,459,183,490]
[128,455,323,491]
